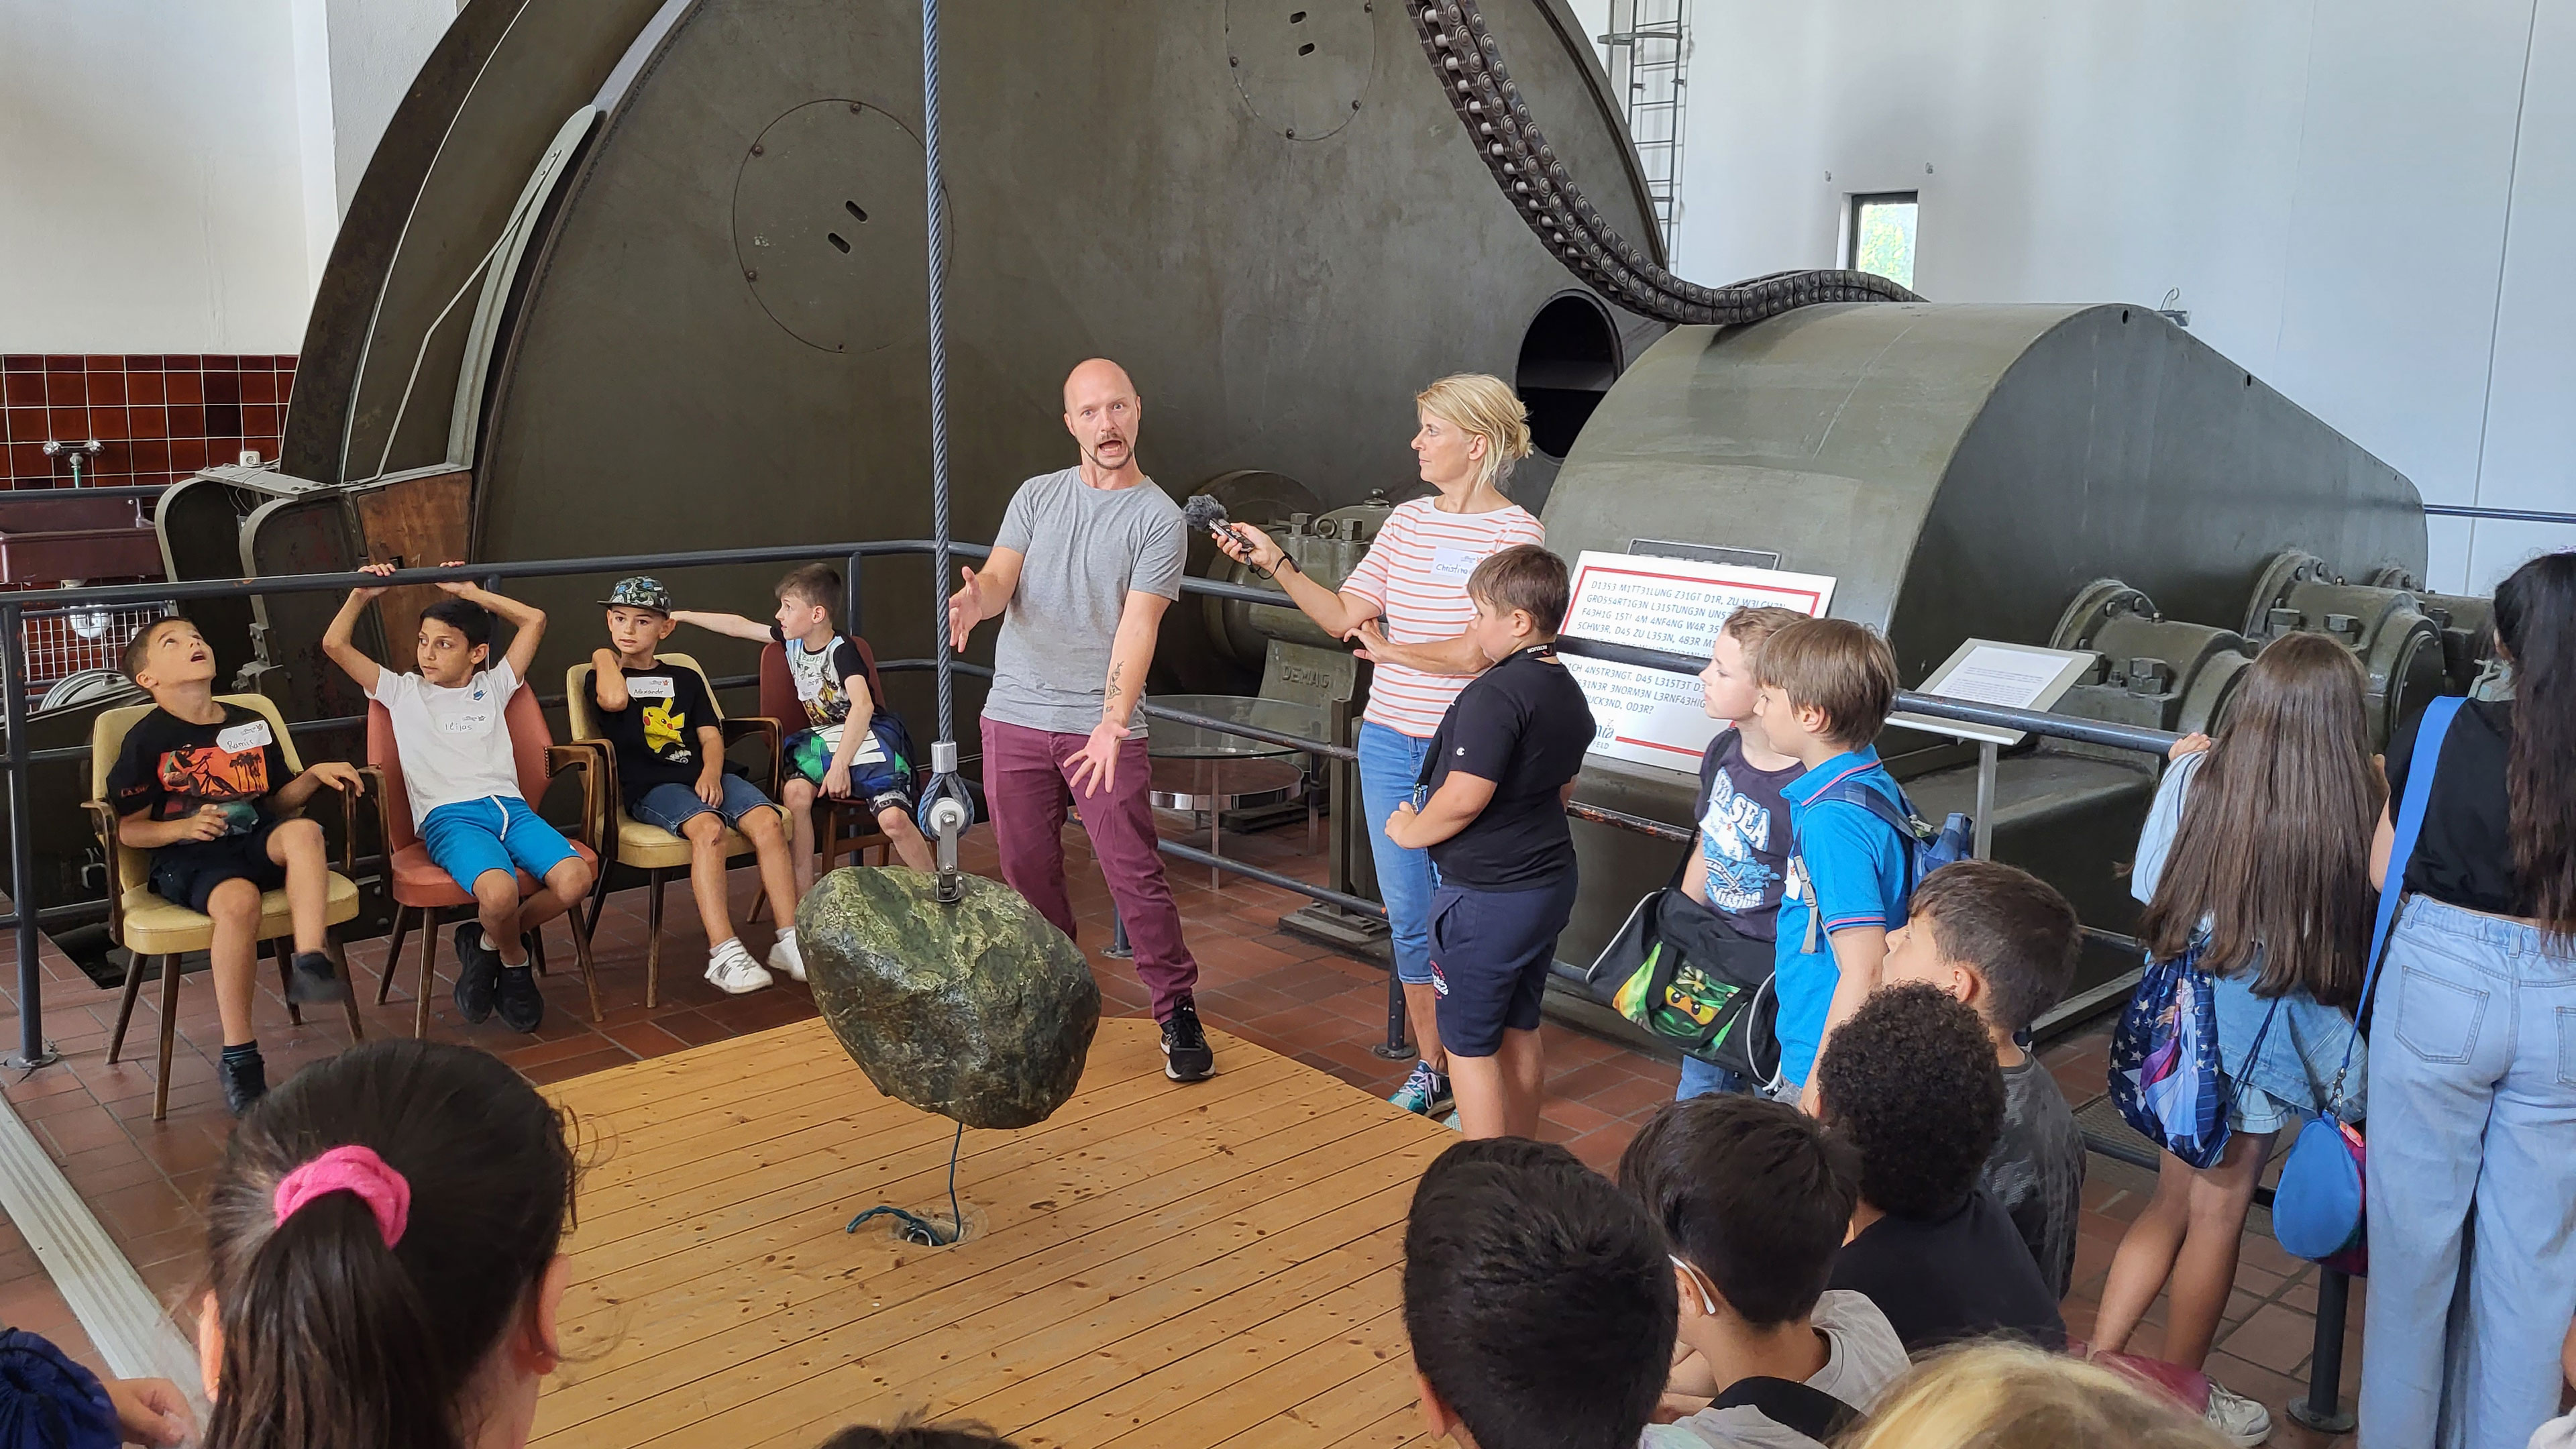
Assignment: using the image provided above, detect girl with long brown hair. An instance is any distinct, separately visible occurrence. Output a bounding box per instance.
[2090,632,2381,1447]
[2361,549,2576,1449]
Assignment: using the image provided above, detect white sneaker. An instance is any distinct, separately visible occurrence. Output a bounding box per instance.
[2202,1379,2272,1447]
[705,938,773,995]
[766,929,806,983]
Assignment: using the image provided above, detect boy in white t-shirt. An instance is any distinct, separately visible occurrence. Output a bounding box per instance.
[323,564,595,1032]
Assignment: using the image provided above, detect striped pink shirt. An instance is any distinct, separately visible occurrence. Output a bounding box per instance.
[1342,497,1546,737]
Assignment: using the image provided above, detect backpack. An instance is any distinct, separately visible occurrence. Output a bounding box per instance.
[2106,937,2233,1169]
[1786,763,1973,953]
[1711,1375,1866,1444]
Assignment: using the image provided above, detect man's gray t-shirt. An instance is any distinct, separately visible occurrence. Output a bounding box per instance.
[985,466,1186,735]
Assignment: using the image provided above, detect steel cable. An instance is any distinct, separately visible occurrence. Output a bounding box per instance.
[1408,1,1921,325]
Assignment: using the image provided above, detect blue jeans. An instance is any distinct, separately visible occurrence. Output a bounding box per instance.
[1676,1056,1750,1099]
[1357,721,1438,987]
[2361,897,2576,1449]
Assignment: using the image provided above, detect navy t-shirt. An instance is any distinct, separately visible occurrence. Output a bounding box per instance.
[1690,727,1801,941]
[1417,647,1596,891]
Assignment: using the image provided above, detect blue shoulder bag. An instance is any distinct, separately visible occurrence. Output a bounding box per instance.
[2268,694,2463,1271]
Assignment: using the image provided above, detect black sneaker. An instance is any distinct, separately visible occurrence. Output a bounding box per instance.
[219,1049,268,1117]
[1161,998,1216,1083]
[453,922,500,1024]
[496,965,545,1034]
[285,949,350,1004]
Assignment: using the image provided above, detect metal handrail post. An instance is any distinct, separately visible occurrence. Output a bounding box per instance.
[845,551,866,636]
[2286,1269,2357,1434]
[3,601,57,1069]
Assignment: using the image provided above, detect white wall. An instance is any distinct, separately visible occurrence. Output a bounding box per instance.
[0,0,456,354]
[1661,0,2575,594]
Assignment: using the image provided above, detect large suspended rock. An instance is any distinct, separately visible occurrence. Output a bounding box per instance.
[798,867,1101,1130]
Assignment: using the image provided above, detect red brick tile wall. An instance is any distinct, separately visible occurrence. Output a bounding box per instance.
[1,354,297,490]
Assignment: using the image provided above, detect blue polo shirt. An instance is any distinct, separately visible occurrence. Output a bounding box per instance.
[1774,746,1913,1087]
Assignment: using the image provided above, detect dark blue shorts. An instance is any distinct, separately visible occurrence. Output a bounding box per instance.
[150,817,287,914]
[1426,875,1580,1058]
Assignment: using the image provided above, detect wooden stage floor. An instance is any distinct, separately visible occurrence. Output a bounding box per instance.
[533,1017,1453,1449]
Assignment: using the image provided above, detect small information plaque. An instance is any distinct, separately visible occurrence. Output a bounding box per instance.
[1888,639,2098,747]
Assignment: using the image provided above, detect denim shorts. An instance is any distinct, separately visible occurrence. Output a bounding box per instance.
[632,773,777,833]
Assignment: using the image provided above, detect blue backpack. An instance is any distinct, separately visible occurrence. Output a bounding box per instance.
[1787,763,1974,953]
[2108,937,2233,1169]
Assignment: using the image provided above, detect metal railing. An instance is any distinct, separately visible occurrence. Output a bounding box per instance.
[2422,502,2576,527]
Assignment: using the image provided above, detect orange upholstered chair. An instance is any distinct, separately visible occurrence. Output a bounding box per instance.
[362,682,606,1033]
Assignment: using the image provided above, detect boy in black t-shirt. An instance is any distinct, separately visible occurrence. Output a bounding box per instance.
[1677,604,1809,1100]
[587,577,800,994]
[1817,983,2065,1352]
[1385,545,1595,1140]
[106,617,363,1114]
[672,564,934,897]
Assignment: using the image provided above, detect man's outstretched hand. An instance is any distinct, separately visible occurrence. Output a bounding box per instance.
[947,565,983,651]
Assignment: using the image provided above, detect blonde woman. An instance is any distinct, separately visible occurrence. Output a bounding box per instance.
[1212,374,1542,1118]
[1841,1344,2231,1449]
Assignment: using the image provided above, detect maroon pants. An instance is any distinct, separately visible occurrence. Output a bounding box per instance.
[980,717,1199,1021]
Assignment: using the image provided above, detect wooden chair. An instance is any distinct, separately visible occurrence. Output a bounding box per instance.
[87,695,364,1122]
[564,653,784,1006]
[362,682,608,1035]
[756,635,899,873]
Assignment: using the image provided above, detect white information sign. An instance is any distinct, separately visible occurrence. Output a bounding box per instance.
[1886,638,2098,747]
[1560,551,1837,772]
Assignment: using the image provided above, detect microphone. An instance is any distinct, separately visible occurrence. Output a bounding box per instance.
[1185,494,1260,561]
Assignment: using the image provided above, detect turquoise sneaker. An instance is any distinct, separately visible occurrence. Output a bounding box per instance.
[1388,1060,1452,1116]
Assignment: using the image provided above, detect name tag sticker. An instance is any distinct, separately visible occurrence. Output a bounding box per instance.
[625,676,676,700]
[1428,547,1478,585]
[216,720,274,753]
[441,712,494,735]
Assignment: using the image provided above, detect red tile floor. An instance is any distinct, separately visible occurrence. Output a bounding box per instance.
[0,810,2358,1444]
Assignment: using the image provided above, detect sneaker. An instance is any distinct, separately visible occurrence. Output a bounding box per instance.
[767,928,806,983]
[219,1049,268,1117]
[1387,1060,1453,1116]
[1441,1111,1462,1132]
[452,923,500,1024]
[284,949,350,1004]
[2202,1379,2273,1446]
[705,938,774,995]
[496,965,545,1034]
[1160,998,1216,1082]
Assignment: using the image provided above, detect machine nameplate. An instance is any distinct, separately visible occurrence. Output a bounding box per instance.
[1629,538,1784,572]
[1560,550,1837,772]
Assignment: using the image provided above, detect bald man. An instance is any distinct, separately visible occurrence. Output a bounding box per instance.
[948,359,1214,1081]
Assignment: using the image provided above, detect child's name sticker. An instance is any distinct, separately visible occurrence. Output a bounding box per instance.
[1428,547,1479,585]
[441,711,494,735]
[216,720,274,753]
[625,675,676,700]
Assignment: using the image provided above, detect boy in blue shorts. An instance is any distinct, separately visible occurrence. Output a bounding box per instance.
[1748,617,1910,1109]
[671,563,934,897]
[1385,545,1595,1140]
[324,565,595,1033]
[588,577,801,994]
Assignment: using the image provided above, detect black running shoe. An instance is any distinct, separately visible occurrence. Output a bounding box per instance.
[1161,998,1216,1083]
[453,922,500,1024]
[285,949,350,1004]
[496,965,545,1034]
[219,1050,268,1117]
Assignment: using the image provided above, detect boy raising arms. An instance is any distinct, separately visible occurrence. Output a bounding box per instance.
[588,577,800,993]
[1747,618,1910,1107]
[109,618,361,1114]
[1879,858,2087,1299]
[1385,545,1595,1139]
[323,564,596,1033]
[670,564,934,893]
[1676,604,1810,1099]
